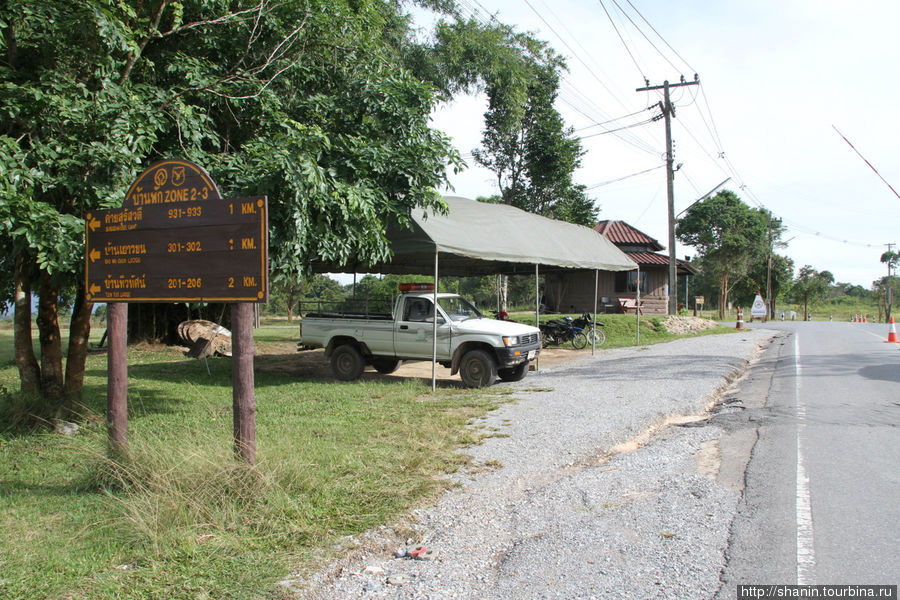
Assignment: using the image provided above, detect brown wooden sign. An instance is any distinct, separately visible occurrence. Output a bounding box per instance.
[85,160,268,303]
[94,159,262,464]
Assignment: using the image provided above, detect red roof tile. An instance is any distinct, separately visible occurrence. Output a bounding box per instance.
[595,220,664,251]
[627,251,699,274]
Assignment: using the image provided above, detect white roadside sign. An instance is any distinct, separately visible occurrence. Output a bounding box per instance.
[751,293,767,317]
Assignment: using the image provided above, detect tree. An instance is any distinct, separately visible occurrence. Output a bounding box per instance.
[267,274,345,321]
[1,0,465,418]
[731,253,794,316]
[473,57,597,226]
[791,266,833,321]
[873,275,900,322]
[675,190,771,319]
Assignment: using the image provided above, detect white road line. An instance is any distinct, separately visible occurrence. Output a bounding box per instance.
[795,333,816,584]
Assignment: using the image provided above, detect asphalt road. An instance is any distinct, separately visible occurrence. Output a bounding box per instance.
[287,323,898,599]
[716,321,900,593]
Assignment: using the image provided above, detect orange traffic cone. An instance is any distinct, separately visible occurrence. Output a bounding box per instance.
[887,317,899,343]
[735,307,744,330]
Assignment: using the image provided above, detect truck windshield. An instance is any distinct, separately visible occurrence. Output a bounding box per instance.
[438,296,483,321]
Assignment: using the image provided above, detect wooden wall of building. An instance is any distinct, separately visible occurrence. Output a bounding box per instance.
[543,267,671,314]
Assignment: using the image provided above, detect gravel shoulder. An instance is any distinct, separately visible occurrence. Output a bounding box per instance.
[283,327,778,599]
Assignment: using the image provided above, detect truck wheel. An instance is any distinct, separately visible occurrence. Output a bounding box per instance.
[330,344,364,381]
[498,361,529,382]
[372,358,401,374]
[459,349,497,388]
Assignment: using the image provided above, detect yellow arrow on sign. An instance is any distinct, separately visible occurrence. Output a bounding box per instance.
[88,217,101,232]
[89,284,101,296]
[89,248,101,262]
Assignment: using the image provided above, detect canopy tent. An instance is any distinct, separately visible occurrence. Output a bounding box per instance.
[311,196,638,275]
[309,195,639,389]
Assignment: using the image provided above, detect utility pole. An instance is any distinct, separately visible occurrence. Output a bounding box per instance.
[886,243,895,321]
[766,216,782,318]
[637,75,700,314]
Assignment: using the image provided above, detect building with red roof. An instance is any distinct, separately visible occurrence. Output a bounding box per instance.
[543,220,698,315]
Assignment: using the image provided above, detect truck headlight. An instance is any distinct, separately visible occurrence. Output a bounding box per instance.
[502,336,519,347]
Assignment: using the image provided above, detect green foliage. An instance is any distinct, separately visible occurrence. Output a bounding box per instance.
[439,22,597,226]
[1,0,468,297]
[729,253,794,310]
[0,330,498,599]
[790,265,834,320]
[676,191,773,316]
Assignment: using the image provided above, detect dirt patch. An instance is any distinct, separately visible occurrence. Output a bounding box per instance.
[255,343,589,385]
[662,315,720,335]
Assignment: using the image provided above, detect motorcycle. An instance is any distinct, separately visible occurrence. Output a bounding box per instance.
[539,316,588,349]
[571,312,607,346]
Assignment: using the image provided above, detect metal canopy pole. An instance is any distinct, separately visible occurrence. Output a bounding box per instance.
[432,250,439,391]
[635,265,641,345]
[592,270,599,355]
[535,264,540,371]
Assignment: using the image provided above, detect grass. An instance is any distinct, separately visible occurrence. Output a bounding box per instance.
[507,311,734,347]
[0,327,499,600]
[689,296,883,323]
[0,310,741,599]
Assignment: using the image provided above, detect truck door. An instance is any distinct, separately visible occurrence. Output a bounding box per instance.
[394,297,451,359]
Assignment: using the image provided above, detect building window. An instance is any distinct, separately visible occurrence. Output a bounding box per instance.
[615,271,647,294]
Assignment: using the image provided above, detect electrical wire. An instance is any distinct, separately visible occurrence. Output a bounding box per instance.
[596,0,647,81]
[578,116,658,140]
[623,0,696,74]
[523,0,627,107]
[610,0,682,74]
[585,163,665,189]
[454,0,664,159]
[574,106,656,132]
[524,0,664,156]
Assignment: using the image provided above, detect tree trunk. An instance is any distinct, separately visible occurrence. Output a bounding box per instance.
[36,274,65,410]
[286,287,296,322]
[13,254,40,396]
[63,282,93,416]
[718,274,729,320]
[499,274,509,312]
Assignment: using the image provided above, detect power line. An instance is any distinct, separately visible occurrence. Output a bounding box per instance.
[623,0,696,74]
[610,0,682,74]
[597,0,646,81]
[456,0,664,159]
[573,106,656,132]
[523,0,627,107]
[586,164,665,189]
[578,116,658,140]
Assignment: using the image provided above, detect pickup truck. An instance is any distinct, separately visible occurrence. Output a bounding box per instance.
[299,288,541,387]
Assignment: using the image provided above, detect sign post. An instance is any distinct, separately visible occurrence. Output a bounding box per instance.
[86,159,267,463]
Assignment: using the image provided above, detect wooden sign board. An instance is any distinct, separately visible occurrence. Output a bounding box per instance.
[85,160,268,303]
[695,296,705,306]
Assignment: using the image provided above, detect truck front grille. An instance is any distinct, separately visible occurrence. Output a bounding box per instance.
[520,333,539,346]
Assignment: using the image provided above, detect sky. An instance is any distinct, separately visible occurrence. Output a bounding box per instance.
[422,0,900,288]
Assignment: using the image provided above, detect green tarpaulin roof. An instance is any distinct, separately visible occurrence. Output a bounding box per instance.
[312,195,638,276]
